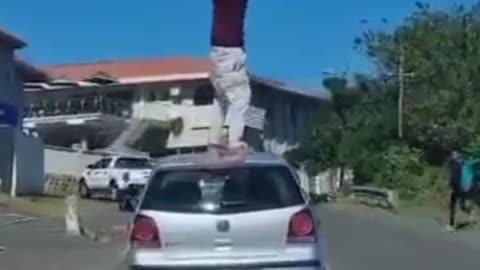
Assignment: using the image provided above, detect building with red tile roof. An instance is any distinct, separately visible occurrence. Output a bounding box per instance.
[43,56,211,83]
[24,55,330,159]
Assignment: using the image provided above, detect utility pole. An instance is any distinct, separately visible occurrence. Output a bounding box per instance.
[398,44,405,139]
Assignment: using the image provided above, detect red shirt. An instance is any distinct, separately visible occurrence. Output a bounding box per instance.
[211,0,248,47]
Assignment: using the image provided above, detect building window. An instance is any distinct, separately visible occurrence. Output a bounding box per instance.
[156,91,169,101]
[145,89,170,102]
[147,90,156,102]
[193,85,214,106]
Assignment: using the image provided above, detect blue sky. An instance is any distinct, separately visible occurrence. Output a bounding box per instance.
[0,0,471,85]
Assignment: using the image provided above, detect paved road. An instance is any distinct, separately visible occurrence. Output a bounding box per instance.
[0,201,129,270]
[319,204,480,270]
[2,201,480,270]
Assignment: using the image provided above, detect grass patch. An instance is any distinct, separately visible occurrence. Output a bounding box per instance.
[336,192,478,229]
[341,165,453,217]
[0,193,65,218]
[396,200,446,222]
[0,193,9,207]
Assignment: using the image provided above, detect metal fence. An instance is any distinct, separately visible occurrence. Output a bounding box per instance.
[24,96,132,118]
[44,173,78,197]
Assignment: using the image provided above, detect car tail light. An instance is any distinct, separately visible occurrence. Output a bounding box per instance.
[287,208,316,243]
[130,215,161,248]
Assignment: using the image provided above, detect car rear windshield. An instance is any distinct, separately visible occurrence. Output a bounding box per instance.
[140,165,304,214]
[114,158,151,169]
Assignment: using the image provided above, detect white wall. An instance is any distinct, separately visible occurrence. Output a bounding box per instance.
[167,105,215,148]
[132,101,215,148]
[28,80,326,157]
[13,130,44,195]
[131,86,323,153]
[44,146,105,178]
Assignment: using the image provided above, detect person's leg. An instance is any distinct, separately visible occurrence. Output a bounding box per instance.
[210,0,249,151]
[464,191,479,226]
[472,199,480,226]
[468,201,478,226]
[207,92,228,146]
[224,49,250,147]
[208,48,230,146]
[210,46,251,149]
[460,195,469,213]
[448,190,458,231]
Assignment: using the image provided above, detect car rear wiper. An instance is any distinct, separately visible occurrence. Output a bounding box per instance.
[220,200,248,207]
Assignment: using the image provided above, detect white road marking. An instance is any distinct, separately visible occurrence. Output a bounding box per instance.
[37,227,65,232]
[111,225,128,232]
[0,212,37,227]
[0,217,37,227]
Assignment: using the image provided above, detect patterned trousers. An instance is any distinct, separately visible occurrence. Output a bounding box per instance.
[208,46,252,146]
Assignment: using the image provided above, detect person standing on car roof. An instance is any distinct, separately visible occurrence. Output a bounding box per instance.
[208,0,251,152]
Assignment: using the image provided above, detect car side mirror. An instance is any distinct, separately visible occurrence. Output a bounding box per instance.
[87,164,95,169]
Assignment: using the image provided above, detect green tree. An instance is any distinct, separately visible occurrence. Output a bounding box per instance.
[304,75,396,184]
[304,2,480,199]
[356,2,480,163]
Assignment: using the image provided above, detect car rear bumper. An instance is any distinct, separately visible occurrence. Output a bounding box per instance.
[130,260,324,270]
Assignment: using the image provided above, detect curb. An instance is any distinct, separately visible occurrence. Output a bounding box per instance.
[64,194,112,244]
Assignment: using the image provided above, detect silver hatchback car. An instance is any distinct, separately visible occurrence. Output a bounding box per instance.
[126,152,328,270]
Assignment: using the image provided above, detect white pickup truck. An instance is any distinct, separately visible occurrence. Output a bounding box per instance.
[79,156,153,201]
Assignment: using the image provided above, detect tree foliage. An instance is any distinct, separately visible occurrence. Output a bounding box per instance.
[358,2,480,161]
[304,2,480,199]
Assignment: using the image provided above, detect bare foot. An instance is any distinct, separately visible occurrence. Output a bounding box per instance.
[229,141,248,149]
[226,142,249,154]
[445,225,456,232]
[209,142,248,163]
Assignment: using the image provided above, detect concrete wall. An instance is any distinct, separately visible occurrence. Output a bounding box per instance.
[0,44,15,102]
[167,105,214,148]
[44,146,105,178]
[26,80,327,157]
[131,83,324,153]
[0,43,23,194]
[0,44,23,122]
[14,130,44,195]
[0,127,14,193]
[134,102,214,148]
[256,86,323,156]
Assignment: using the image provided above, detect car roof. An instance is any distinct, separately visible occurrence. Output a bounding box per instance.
[154,152,288,170]
[107,156,150,160]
